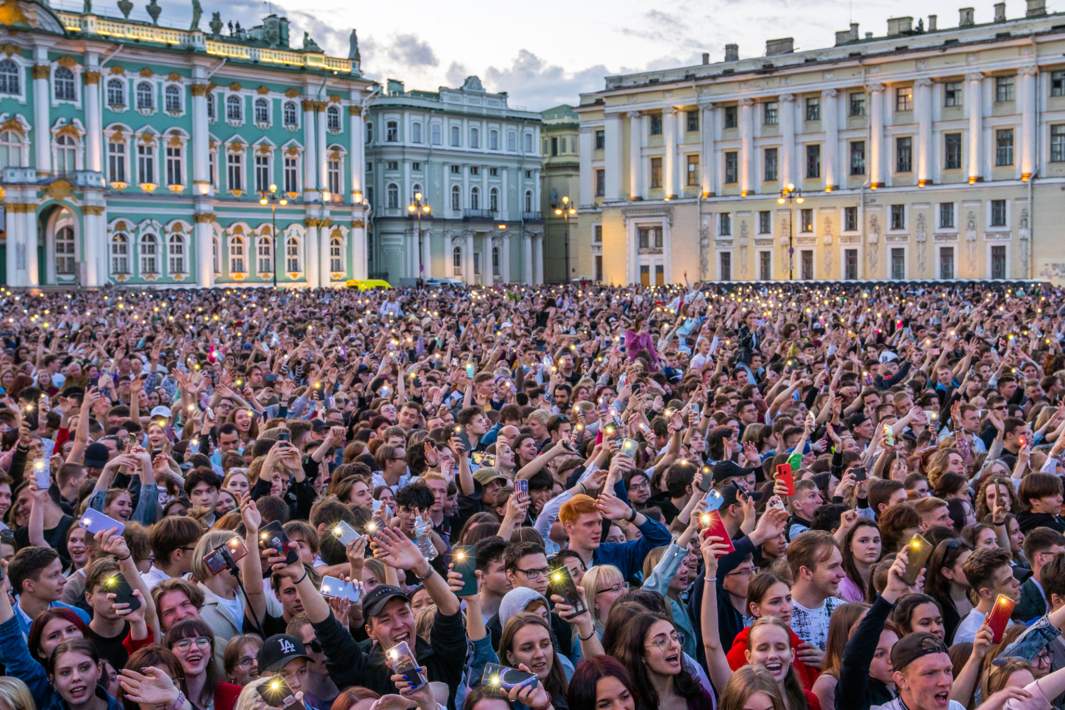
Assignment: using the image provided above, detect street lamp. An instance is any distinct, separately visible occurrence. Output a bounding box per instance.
[776,183,804,281]
[259,183,288,288]
[552,195,577,283]
[407,191,431,284]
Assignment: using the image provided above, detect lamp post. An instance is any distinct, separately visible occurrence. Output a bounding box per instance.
[407,191,431,284]
[777,183,804,281]
[259,183,288,288]
[552,195,577,283]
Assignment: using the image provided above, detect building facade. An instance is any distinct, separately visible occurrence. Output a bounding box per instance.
[366,76,544,285]
[540,104,579,283]
[575,1,1065,284]
[0,0,373,288]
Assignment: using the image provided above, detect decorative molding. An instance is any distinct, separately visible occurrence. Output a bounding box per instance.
[82,71,100,85]
[301,98,314,111]
[82,205,105,215]
[0,44,19,57]
[285,88,300,98]
[57,56,77,69]
[194,213,216,224]
[139,67,154,78]
[109,66,125,75]
[190,83,209,97]
[347,105,362,116]
[228,81,242,92]
[31,65,50,80]
[167,72,181,82]
[257,85,269,95]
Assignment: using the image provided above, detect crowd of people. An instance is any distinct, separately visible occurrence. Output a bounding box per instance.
[1,280,1065,710]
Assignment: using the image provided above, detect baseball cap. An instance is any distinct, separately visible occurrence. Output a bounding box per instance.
[891,632,949,671]
[361,584,410,619]
[150,405,172,420]
[84,442,110,470]
[712,460,751,485]
[258,634,312,673]
[473,468,508,487]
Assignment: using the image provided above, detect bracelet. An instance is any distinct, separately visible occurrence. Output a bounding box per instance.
[578,628,596,641]
[627,508,637,523]
[704,577,717,584]
[294,570,308,585]
[117,553,131,561]
[415,565,434,582]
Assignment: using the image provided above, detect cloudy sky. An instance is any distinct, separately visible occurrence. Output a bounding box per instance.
[60,0,1062,110]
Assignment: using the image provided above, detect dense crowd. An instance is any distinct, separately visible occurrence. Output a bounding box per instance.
[2,280,1065,710]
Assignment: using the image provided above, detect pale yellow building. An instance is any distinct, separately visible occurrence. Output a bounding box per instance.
[575,1,1065,284]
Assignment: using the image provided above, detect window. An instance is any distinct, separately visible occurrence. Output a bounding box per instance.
[164,85,181,114]
[135,81,153,112]
[449,164,461,175]
[470,166,480,177]
[759,251,772,281]
[595,169,605,197]
[330,235,343,274]
[140,233,159,274]
[450,125,460,147]
[995,76,1015,103]
[492,246,501,277]
[849,141,865,176]
[891,248,906,280]
[890,204,906,231]
[387,183,399,209]
[366,122,373,143]
[488,129,498,150]
[207,93,216,122]
[54,225,75,276]
[226,150,243,192]
[758,210,771,234]
[54,67,75,102]
[639,226,664,247]
[848,92,865,117]
[0,59,18,96]
[470,127,480,149]
[990,199,1007,228]
[283,101,298,128]
[110,232,130,275]
[944,133,962,170]
[452,246,462,276]
[286,236,301,273]
[283,155,299,193]
[686,110,699,132]
[723,105,737,129]
[254,153,270,193]
[385,120,399,143]
[431,123,442,145]
[650,157,662,189]
[593,225,603,244]
[489,187,499,212]
[995,129,1014,166]
[226,95,242,123]
[762,148,778,182]
[209,147,216,188]
[844,206,858,232]
[650,113,663,135]
[1053,71,1065,97]
[800,208,813,233]
[212,235,221,273]
[506,131,516,152]
[724,151,738,183]
[387,160,399,171]
[54,134,76,173]
[763,102,778,126]
[944,82,962,107]
[800,250,814,280]
[805,144,821,179]
[229,236,247,273]
[805,97,820,121]
[327,155,341,195]
[595,130,605,150]
[256,236,272,274]
[939,246,955,280]
[524,190,533,213]
[686,155,699,187]
[719,252,732,281]
[939,202,955,229]
[168,233,186,274]
[896,136,913,173]
[524,133,534,154]
[165,143,182,186]
[550,137,559,157]
[844,248,859,280]
[0,129,21,168]
[470,186,480,210]
[895,87,913,112]
[486,166,494,176]
[326,106,340,132]
[254,98,269,125]
[107,139,127,183]
[106,78,125,109]
[991,245,1007,279]
[451,185,461,211]
[718,214,731,237]
[1051,125,1065,163]
[411,122,422,144]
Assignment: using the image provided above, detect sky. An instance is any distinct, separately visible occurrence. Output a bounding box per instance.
[55,0,1063,110]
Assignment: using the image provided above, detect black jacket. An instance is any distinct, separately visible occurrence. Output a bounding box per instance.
[836,595,895,710]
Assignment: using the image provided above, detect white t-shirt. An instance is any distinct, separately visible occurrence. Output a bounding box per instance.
[953,607,988,645]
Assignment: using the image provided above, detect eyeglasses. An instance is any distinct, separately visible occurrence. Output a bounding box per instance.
[596,582,623,596]
[516,566,549,579]
[237,655,258,668]
[727,566,755,577]
[173,636,212,651]
[645,631,682,652]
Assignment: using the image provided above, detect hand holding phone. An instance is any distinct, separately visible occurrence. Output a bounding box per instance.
[699,511,735,556]
[482,663,538,692]
[548,566,587,615]
[776,463,795,497]
[451,546,479,597]
[81,508,126,535]
[104,572,141,612]
[259,521,299,565]
[902,534,934,586]
[320,575,362,603]
[385,641,427,691]
[985,594,1016,643]
[332,520,362,547]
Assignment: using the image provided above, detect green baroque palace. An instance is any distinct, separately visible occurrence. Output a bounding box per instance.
[0,0,373,287]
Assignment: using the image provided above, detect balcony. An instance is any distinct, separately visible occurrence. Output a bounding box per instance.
[522,211,544,222]
[463,209,497,221]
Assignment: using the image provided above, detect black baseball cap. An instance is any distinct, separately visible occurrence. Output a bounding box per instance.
[361,584,410,619]
[712,460,751,485]
[258,634,311,673]
[891,632,949,671]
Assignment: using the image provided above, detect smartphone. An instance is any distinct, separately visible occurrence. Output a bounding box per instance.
[277,430,291,443]
[80,508,126,535]
[32,459,51,490]
[548,566,588,615]
[620,438,639,458]
[700,511,736,556]
[259,521,299,565]
[471,451,496,467]
[465,362,476,379]
[703,488,725,512]
[851,467,867,482]
[452,546,479,597]
[602,422,618,438]
[515,479,529,497]
[332,520,362,547]
[776,463,795,497]
[203,536,248,575]
[103,572,141,611]
[883,424,895,447]
[986,594,1016,643]
[903,533,934,586]
[698,465,713,492]
[257,677,297,708]
[385,641,427,692]
[482,663,538,692]
[320,575,362,603]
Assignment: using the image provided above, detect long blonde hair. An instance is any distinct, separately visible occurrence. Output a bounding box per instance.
[0,677,35,710]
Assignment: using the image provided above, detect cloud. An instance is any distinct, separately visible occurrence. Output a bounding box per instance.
[446,62,470,87]
[475,50,611,109]
[386,34,439,68]
[618,8,706,51]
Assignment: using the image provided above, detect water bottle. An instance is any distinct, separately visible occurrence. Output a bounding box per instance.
[414,514,437,562]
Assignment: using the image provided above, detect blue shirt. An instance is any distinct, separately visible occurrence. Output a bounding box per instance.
[14,598,90,639]
[592,515,672,584]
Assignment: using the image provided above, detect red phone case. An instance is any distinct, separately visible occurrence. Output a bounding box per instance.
[776,463,795,496]
[986,595,1016,643]
[700,512,735,556]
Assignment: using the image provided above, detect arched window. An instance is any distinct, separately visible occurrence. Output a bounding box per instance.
[53,67,75,101]
[226,94,242,123]
[450,184,461,211]
[327,153,341,194]
[107,138,127,183]
[110,232,129,275]
[136,140,156,184]
[524,189,533,213]
[488,129,499,151]
[285,235,301,273]
[489,187,499,213]
[492,245,501,277]
[55,225,75,276]
[0,130,23,169]
[167,232,186,274]
[106,78,125,109]
[0,59,19,95]
[470,186,479,211]
[254,97,269,125]
[229,235,246,273]
[256,235,273,274]
[139,232,159,274]
[386,183,399,209]
[54,134,77,173]
[470,127,480,149]
[326,106,340,132]
[135,81,154,111]
[411,184,422,202]
[164,85,181,114]
[283,101,298,128]
[329,234,343,273]
[452,245,462,276]
[411,122,422,144]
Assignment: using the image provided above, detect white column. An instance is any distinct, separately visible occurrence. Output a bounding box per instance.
[421,227,432,279]
[662,107,677,198]
[348,99,365,200]
[627,111,641,199]
[916,79,933,185]
[317,103,329,196]
[6,201,21,286]
[532,236,543,284]
[83,55,102,174]
[522,233,532,284]
[320,224,334,286]
[81,209,98,286]
[501,233,511,283]
[1021,68,1037,180]
[24,205,38,286]
[464,232,475,284]
[305,219,320,287]
[31,53,51,175]
[739,99,754,195]
[967,73,983,182]
[869,84,885,187]
[822,89,838,190]
[532,170,541,212]
[780,94,796,188]
[191,74,210,194]
[501,168,509,218]
[461,165,470,215]
[194,215,213,287]
[351,219,367,279]
[700,105,715,196]
[483,239,494,286]
[605,114,622,201]
[302,97,318,195]
[579,127,593,206]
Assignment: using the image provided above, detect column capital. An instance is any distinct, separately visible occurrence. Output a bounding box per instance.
[347,105,362,116]
[916,78,933,88]
[739,98,755,107]
[82,71,100,85]
[190,83,210,97]
[966,72,984,83]
[626,110,641,119]
[866,83,886,93]
[82,205,105,215]
[193,212,216,224]
[780,93,796,103]
[1021,66,1039,77]
[821,89,837,98]
[31,65,49,80]
[301,98,315,111]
